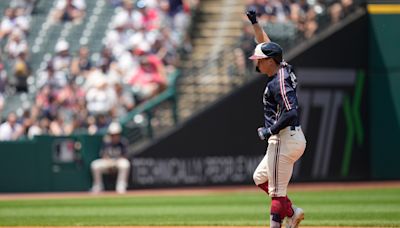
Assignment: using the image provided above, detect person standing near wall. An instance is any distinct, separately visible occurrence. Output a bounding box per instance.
[246,10,307,228]
[90,122,130,194]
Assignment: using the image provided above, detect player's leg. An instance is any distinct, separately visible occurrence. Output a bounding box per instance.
[115,158,130,194]
[253,154,269,194]
[265,136,289,226]
[90,158,113,193]
[278,129,306,228]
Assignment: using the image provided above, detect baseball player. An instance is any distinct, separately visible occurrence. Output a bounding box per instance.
[246,10,307,228]
[90,122,130,194]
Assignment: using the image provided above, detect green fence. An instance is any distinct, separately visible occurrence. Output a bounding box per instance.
[0,134,103,192]
[368,11,400,179]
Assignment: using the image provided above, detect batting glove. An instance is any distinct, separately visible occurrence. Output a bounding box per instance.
[257,127,272,141]
[246,10,258,24]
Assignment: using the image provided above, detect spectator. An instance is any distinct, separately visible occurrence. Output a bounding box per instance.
[128,55,167,102]
[329,2,342,24]
[86,78,117,115]
[135,0,160,31]
[4,29,28,59]
[28,117,51,138]
[53,40,72,72]
[0,7,30,39]
[83,62,108,91]
[35,84,53,111]
[154,27,180,72]
[13,7,30,34]
[87,115,98,135]
[49,111,68,136]
[70,46,92,79]
[26,105,44,139]
[27,119,42,139]
[13,51,31,92]
[56,80,85,111]
[303,6,318,39]
[0,8,16,39]
[104,14,131,57]
[52,0,86,23]
[36,63,67,90]
[90,122,130,194]
[21,109,34,138]
[0,112,24,141]
[111,83,135,118]
[113,0,137,30]
[10,0,37,15]
[36,85,58,120]
[117,45,141,81]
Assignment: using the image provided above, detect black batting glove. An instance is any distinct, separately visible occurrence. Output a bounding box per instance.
[257,127,272,141]
[246,10,258,24]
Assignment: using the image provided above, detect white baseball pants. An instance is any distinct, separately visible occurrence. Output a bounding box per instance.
[91,158,130,193]
[253,126,306,197]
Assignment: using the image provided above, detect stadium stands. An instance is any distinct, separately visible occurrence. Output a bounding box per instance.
[0,0,361,144]
[0,0,196,141]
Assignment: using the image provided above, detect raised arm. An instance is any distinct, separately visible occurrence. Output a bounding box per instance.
[246,10,271,43]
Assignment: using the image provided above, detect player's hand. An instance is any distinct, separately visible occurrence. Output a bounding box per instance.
[257,127,272,141]
[246,10,258,24]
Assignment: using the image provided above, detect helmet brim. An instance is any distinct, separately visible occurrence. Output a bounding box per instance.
[249,54,269,60]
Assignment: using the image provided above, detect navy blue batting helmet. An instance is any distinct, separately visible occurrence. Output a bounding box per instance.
[249,42,283,63]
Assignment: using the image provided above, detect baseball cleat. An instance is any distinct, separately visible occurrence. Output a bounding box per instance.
[285,205,304,228]
[90,185,103,194]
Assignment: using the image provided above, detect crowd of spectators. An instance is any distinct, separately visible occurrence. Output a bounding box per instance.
[245,0,356,39]
[0,0,357,141]
[0,0,197,141]
[0,0,34,114]
[238,0,357,72]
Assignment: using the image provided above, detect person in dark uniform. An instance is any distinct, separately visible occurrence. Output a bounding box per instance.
[90,122,130,194]
[246,10,307,228]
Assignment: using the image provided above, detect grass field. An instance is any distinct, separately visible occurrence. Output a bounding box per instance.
[0,187,399,227]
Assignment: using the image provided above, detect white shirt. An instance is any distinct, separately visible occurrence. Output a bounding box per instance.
[0,122,23,141]
[86,87,116,115]
[56,0,86,10]
[5,39,28,58]
[0,15,30,34]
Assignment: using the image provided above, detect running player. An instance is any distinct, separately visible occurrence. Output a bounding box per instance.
[246,10,307,228]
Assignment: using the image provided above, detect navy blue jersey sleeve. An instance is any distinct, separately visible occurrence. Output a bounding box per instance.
[270,109,299,134]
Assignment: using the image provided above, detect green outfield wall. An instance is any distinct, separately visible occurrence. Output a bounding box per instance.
[368,6,400,179]
[0,135,102,192]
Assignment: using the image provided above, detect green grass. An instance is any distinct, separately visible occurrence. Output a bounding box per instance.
[0,187,400,226]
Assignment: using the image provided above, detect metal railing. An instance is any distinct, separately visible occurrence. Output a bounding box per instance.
[118,70,180,147]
